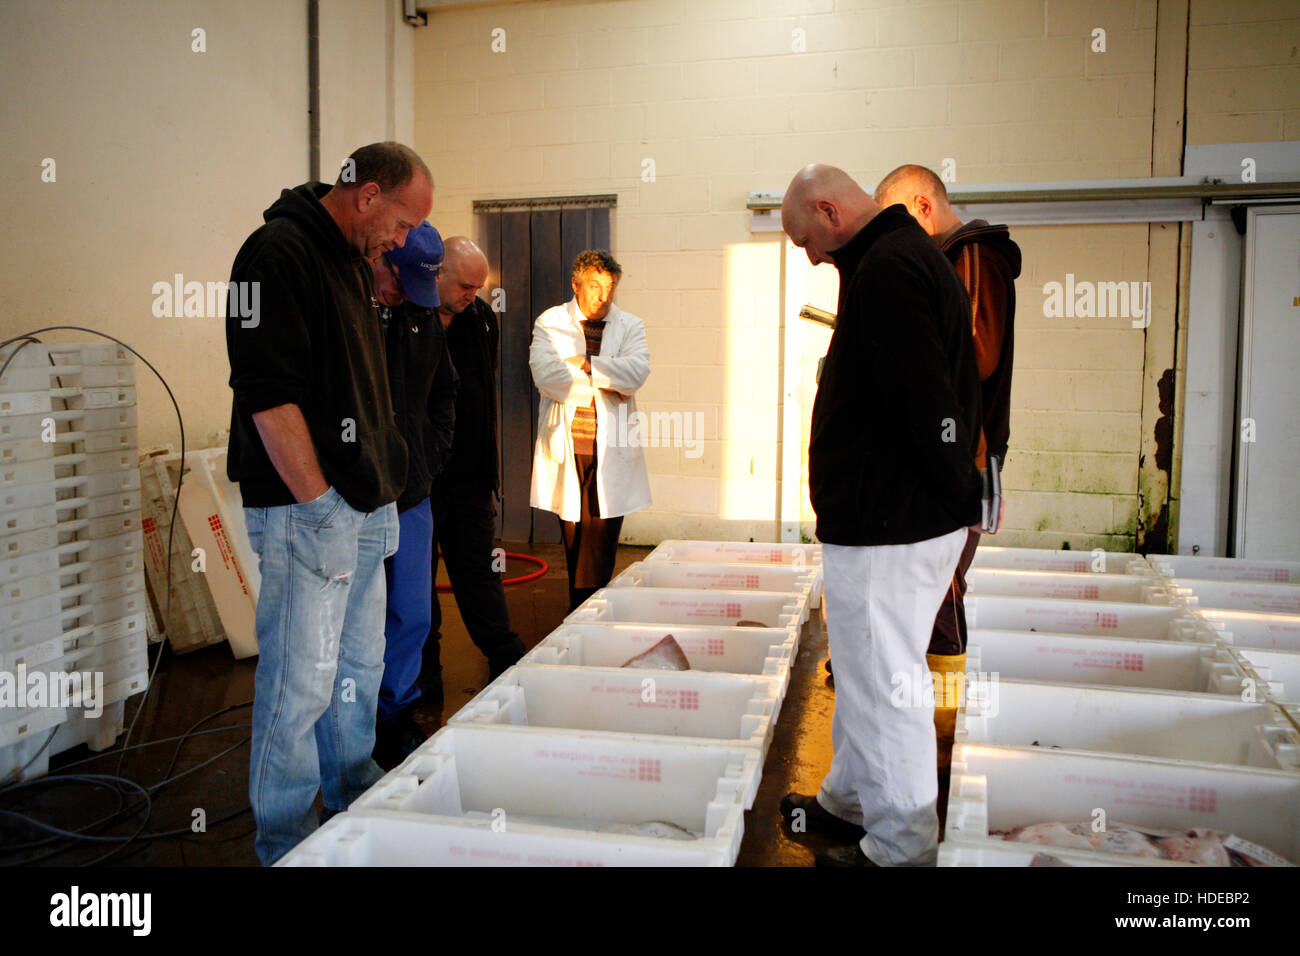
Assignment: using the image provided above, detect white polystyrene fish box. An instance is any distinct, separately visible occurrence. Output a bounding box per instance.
[966,631,1253,695]
[964,596,1212,641]
[449,665,781,763]
[966,568,1177,604]
[568,585,808,631]
[610,560,821,609]
[523,623,794,693]
[938,837,1192,867]
[1171,578,1300,615]
[1233,647,1300,704]
[1148,554,1300,585]
[971,546,1150,576]
[946,743,1300,866]
[958,679,1300,771]
[349,725,759,865]
[276,810,730,867]
[1197,609,1300,652]
[647,539,822,568]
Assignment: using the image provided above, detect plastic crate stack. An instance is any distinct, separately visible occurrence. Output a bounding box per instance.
[278,539,822,867]
[1,343,151,781]
[939,545,1300,867]
[138,446,260,659]
[139,449,227,654]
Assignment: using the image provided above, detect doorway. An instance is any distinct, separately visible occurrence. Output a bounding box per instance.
[474,196,615,542]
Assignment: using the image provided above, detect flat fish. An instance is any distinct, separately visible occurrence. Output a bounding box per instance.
[1159,830,1231,866]
[1004,822,1166,859]
[736,619,767,628]
[1003,822,1294,865]
[601,820,697,841]
[622,635,691,670]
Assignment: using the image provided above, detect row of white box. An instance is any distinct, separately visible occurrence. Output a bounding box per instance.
[947,547,1300,866]
[974,545,1300,585]
[282,546,822,867]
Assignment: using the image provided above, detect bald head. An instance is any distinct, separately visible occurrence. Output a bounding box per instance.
[780,164,880,266]
[873,164,962,239]
[436,236,490,320]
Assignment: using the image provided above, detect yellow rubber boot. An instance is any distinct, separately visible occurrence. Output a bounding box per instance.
[927,653,966,772]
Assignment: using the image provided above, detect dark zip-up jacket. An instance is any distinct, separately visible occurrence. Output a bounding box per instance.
[939,220,1021,466]
[379,298,457,512]
[809,204,983,546]
[225,182,408,513]
[435,296,501,492]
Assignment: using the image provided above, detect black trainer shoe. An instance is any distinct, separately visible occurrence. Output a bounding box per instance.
[779,792,866,842]
[815,843,876,867]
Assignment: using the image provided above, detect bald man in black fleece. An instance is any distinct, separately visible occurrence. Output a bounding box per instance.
[779,163,982,867]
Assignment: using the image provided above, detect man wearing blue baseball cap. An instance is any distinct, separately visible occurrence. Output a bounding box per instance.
[367,221,458,767]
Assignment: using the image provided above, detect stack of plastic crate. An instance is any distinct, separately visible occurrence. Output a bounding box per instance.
[938,546,1300,867]
[138,445,259,658]
[139,447,227,653]
[278,539,818,867]
[1,342,150,781]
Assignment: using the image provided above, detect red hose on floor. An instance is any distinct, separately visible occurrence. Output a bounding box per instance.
[434,550,549,590]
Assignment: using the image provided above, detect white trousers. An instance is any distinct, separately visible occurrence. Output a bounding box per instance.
[816,528,967,866]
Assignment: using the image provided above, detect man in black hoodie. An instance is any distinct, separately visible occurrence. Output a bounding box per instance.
[779,164,982,867]
[225,142,433,865]
[875,164,1022,774]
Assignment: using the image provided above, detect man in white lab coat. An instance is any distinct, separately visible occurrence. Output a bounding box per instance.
[529,250,652,610]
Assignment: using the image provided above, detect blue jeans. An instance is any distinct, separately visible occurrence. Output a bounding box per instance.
[377,497,433,724]
[243,486,399,866]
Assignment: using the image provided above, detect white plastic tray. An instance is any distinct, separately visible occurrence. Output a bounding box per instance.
[958,679,1300,771]
[964,595,1212,641]
[523,622,795,687]
[610,560,821,608]
[1172,578,1300,615]
[966,630,1252,695]
[967,568,1175,604]
[1198,609,1300,651]
[1148,554,1300,584]
[946,743,1300,865]
[349,725,758,865]
[971,546,1150,576]
[450,664,781,760]
[568,586,808,631]
[278,810,730,867]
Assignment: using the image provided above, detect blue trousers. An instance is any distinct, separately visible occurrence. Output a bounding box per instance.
[244,487,398,866]
[378,497,434,724]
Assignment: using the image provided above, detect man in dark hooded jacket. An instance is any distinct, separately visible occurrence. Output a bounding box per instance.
[875,163,1023,773]
[225,142,433,865]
